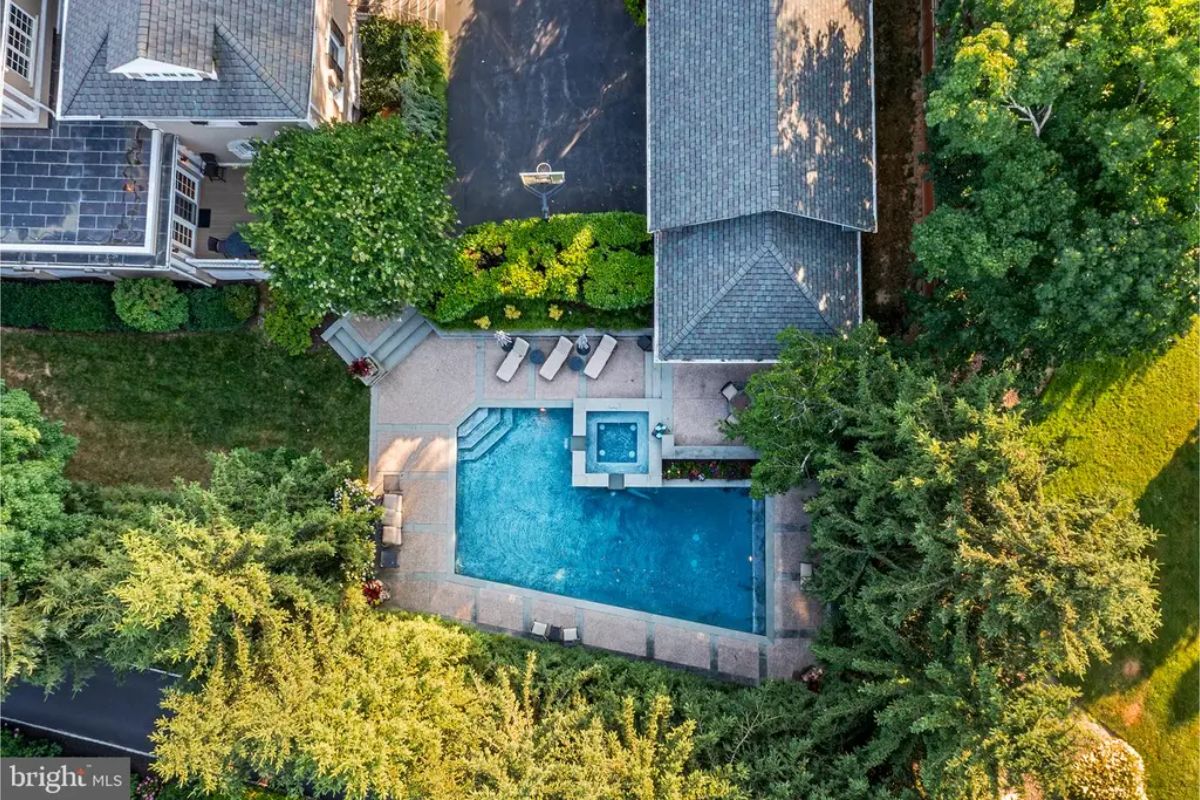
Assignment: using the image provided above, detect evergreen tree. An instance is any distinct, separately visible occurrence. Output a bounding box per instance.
[731,325,1160,796]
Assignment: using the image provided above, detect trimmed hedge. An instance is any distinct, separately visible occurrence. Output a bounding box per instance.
[0,281,124,331]
[187,285,259,331]
[1,280,258,334]
[427,212,653,327]
[113,278,189,332]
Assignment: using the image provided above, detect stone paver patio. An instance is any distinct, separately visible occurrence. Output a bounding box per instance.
[369,328,821,683]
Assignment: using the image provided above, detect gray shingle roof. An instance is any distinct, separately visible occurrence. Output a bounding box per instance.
[648,0,876,232]
[655,213,860,362]
[59,0,314,120]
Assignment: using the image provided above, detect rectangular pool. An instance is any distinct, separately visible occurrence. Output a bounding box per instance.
[455,407,765,633]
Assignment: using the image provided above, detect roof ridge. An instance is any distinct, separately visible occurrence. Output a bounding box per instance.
[663,243,773,355]
[213,18,305,117]
[762,239,837,334]
[62,32,110,115]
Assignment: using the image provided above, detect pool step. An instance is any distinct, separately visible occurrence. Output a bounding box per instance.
[458,408,515,462]
[456,407,492,441]
[458,408,505,452]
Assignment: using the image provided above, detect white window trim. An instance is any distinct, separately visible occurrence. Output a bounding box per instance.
[4,1,37,82]
[328,20,346,82]
[170,168,201,254]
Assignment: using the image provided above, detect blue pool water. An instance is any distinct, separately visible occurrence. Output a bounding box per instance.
[586,410,649,474]
[455,408,766,633]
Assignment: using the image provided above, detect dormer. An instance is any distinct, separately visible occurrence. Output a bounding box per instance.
[104,1,218,82]
[109,58,215,82]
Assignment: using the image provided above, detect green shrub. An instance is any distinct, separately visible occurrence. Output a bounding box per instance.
[359,17,447,139]
[583,249,654,311]
[428,212,652,326]
[222,284,259,322]
[623,0,646,25]
[185,285,259,332]
[263,291,322,356]
[246,116,456,318]
[113,279,188,332]
[1,726,63,757]
[0,281,123,331]
[1066,734,1148,800]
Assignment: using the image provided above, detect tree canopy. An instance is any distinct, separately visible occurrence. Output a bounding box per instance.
[914,0,1198,373]
[245,115,457,318]
[731,325,1160,796]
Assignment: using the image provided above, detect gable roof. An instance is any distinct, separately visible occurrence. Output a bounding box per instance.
[648,0,876,233]
[655,213,860,362]
[58,0,315,120]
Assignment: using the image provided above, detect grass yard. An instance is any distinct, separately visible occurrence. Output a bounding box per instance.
[1032,322,1199,800]
[1,330,369,487]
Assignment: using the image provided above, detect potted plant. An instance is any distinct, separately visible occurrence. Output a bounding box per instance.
[576,333,591,356]
[495,330,514,352]
[348,356,379,380]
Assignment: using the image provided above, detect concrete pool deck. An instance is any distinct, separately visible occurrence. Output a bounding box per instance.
[369,330,822,682]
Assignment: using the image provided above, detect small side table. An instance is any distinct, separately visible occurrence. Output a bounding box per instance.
[530,349,546,366]
[567,355,585,371]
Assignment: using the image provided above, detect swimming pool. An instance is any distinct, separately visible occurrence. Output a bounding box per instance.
[455,407,766,633]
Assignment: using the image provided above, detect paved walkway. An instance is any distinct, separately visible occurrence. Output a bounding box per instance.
[370,331,822,682]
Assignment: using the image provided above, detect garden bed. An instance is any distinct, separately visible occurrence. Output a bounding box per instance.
[663,459,756,482]
[426,212,653,330]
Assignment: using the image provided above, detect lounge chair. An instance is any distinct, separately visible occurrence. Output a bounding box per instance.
[530,620,549,639]
[539,336,573,380]
[583,334,618,379]
[496,337,530,382]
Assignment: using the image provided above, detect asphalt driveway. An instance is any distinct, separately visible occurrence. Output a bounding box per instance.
[445,0,646,226]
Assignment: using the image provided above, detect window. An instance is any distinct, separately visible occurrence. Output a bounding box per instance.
[327,20,345,83]
[5,2,36,81]
[123,70,204,81]
[171,169,200,253]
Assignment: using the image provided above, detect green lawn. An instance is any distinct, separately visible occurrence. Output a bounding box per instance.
[1032,322,1199,800]
[1,330,369,487]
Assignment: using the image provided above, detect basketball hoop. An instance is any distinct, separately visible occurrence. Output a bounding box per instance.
[518,162,566,220]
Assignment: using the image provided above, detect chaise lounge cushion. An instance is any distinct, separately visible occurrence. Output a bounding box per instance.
[583,334,618,379]
[539,336,574,380]
[496,337,530,382]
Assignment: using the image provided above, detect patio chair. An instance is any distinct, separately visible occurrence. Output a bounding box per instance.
[539,336,573,380]
[721,381,740,402]
[583,334,618,379]
[530,620,549,639]
[496,337,530,382]
[561,627,579,645]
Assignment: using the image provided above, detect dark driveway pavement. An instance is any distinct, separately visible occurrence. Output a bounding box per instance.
[2,666,171,764]
[446,0,646,226]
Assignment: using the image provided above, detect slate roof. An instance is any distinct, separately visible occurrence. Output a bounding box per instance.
[648,0,876,232]
[0,122,174,270]
[58,0,314,119]
[655,213,859,361]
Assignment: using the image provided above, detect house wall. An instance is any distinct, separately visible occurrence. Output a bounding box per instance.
[309,0,358,123]
[145,120,297,165]
[1,0,55,127]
